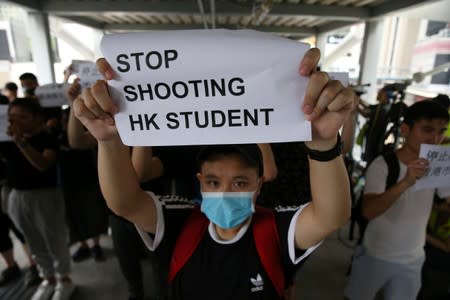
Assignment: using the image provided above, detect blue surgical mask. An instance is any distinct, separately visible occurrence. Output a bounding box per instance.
[200,192,255,229]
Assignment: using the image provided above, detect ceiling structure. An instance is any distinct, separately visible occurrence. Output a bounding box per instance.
[4,0,440,38]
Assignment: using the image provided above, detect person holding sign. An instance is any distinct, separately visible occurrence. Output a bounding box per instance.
[73,44,354,299]
[345,100,450,300]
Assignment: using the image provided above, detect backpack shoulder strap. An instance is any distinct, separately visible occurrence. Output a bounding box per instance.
[382,151,400,189]
[168,207,208,283]
[253,206,285,298]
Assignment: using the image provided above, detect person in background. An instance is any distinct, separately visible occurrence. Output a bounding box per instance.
[0,99,74,300]
[345,100,450,300]
[3,82,18,102]
[19,73,39,98]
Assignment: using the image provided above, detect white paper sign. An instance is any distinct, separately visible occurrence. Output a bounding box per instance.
[0,105,12,142]
[328,72,349,87]
[100,29,311,146]
[415,144,450,191]
[35,83,70,107]
[72,60,102,89]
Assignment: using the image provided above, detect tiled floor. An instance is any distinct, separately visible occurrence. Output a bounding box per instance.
[1,225,356,300]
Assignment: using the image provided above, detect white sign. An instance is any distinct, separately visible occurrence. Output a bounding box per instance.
[0,105,12,142]
[415,144,450,191]
[100,29,311,146]
[35,83,70,107]
[328,72,349,87]
[72,60,102,89]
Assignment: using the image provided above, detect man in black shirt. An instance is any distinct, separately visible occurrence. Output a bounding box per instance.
[1,99,74,300]
[74,48,355,299]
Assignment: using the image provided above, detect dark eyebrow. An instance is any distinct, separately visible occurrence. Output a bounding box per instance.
[233,176,250,181]
[203,174,219,180]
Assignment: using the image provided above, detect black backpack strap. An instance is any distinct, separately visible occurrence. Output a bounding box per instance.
[382,151,400,189]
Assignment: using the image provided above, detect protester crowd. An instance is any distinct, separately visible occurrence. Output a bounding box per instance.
[0,46,448,300]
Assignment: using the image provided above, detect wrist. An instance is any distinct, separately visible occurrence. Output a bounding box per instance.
[303,134,342,162]
[305,137,338,151]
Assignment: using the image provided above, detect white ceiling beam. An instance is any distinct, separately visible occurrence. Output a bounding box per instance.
[38,0,368,21]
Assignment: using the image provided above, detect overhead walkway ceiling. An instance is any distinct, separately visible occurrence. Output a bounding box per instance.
[5,0,441,38]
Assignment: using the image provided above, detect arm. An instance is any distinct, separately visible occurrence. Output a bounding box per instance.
[293,49,354,249]
[73,63,158,234]
[15,142,57,172]
[131,146,164,182]
[7,125,57,172]
[362,158,428,220]
[257,143,277,182]
[67,79,98,149]
[426,234,450,253]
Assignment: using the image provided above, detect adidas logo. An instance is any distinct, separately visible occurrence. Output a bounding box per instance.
[250,273,264,292]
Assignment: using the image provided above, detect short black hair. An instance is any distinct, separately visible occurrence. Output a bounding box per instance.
[8,97,44,119]
[197,144,264,177]
[431,94,450,110]
[19,73,38,82]
[403,100,449,128]
[4,82,18,91]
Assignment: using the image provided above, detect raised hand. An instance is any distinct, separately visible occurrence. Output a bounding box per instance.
[299,48,355,149]
[72,80,118,142]
[403,158,429,186]
[67,78,81,102]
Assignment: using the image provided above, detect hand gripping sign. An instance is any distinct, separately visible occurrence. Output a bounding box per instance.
[101,29,312,146]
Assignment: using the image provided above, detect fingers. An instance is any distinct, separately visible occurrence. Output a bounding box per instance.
[96,58,115,80]
[408,158,429,178]
[302,71,328,117]
[73,96,97,121]
[67,78,81,101]
[299,48,320,76]
[327,87,355,113]
[91,80,119,115]
[82,83,115,125]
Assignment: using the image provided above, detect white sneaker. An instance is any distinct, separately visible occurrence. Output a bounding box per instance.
[51,280,75,300]
[31,280,55,300]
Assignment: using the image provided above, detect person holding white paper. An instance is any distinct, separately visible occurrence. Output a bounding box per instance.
[73,44,354,299]
[345,100,450,300]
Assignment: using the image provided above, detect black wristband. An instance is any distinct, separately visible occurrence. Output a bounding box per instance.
[303,134,342,162]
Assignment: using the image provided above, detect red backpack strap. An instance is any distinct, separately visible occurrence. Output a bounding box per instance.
[253,206,285,298]
[168,207,208,283]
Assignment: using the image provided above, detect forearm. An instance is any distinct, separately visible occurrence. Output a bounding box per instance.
[309,155,351,232]
[426,235,449,252]
[257,143,277,182]
[131,146,159,182]
[68,108,97,149]
[16,143,54,171]
[98,137,143,216]
[362,180,410,220]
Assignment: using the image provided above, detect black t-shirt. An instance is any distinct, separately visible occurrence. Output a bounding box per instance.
[0,131,59,189]
[138,195,316,300]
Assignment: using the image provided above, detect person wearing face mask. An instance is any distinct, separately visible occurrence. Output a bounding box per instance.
[19,73,39,98]
[72,48,354,299]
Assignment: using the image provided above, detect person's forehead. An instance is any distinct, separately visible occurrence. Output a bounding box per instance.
[413,118,448,129]
[200,156,258,173]
[9,106,31,116]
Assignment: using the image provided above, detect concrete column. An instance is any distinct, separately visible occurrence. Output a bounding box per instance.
[26,12,55,84]
[359,19,385,103]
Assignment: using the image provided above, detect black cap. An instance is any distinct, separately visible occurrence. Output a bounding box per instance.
[197,144,264,177]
